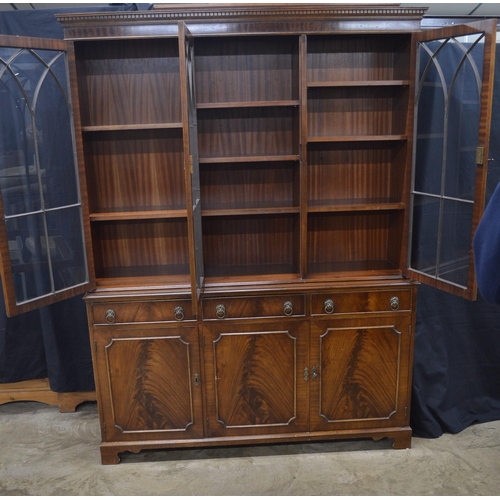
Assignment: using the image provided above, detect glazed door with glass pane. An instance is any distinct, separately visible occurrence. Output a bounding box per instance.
[408,20,496,300]
[0,36,92,316]
[179,22,204,315]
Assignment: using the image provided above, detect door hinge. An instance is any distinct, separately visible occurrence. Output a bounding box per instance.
[103,422,107,435]
[190,155,194,174]
[404,407,408,418]
[476,147,485,165]
[202,334,205,347]
[94,340,97,356]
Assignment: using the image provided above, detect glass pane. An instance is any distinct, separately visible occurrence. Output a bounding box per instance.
[0,61,42,216]
[35,63,79,209]
[0,47,18,62]
[33,49,62,66]
[6,213,52,303]
[437,199,473,287]
[6,49,45,106]
[414,42,445,196]
[46,207,87,292]
[410,194,439,275]
[444,37,484,201]
[411,30,486,291]
[415,34,484,201]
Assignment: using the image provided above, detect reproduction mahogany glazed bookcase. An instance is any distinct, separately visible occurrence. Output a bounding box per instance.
[0,5,495,464]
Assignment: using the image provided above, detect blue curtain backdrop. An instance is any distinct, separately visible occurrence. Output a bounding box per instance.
[0,7,499,438]
[0,4,151,393]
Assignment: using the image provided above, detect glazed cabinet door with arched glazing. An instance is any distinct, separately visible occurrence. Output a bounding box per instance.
[408,20,496,300]
[0,35,93,316]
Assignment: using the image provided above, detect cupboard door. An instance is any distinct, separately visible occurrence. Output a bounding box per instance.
[179,22,204,316]
[310,316,413,432]
[203,320,309,437]
[0,35,93,316]
[93,324,204,442]
[408,20,496,300]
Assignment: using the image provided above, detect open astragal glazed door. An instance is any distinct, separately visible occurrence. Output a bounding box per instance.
[408,19,496,300]
[0,35,93,316]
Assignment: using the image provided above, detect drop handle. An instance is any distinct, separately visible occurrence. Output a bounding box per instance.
[216,304,226,319]
[390,296,400,311]
[105,309,116,324]
[283,301,293,316]
[324,299,334,314]
[174,306,184,321]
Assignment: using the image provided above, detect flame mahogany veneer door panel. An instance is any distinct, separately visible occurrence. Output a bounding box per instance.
[202,321,309,437]
[93,325,204,442]
[309,316,413,432]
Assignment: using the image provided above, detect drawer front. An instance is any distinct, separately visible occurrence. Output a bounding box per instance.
[92,300,194,324]
[203,295,306,320]
[311,290,412,316]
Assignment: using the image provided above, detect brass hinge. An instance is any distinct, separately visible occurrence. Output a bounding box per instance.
[476,147,485,165]
[103,422,107,435]
[190,155,194,174]
[94,340,97,356]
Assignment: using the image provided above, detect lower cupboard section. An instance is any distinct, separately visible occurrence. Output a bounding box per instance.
[89,295,415,464]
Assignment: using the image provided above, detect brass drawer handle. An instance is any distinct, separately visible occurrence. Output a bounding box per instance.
[105,309,116,324]
[283,301,293,316]
[324,299,334,314]
[216,304,226,319]
[174,306,184,321]
[390,296,400,311]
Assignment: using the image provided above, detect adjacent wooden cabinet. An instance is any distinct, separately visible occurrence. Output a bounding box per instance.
[0,5,496,464]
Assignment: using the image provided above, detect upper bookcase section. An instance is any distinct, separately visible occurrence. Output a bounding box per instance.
[56,4,428,40]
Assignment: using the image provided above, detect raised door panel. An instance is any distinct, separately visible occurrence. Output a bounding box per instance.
[93,324,203,442]
[310,316,412,432]
[203,321,309,437]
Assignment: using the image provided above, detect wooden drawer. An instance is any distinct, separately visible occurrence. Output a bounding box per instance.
[202,295,306,320]
[91,300,194,324]
[311,290,412,316]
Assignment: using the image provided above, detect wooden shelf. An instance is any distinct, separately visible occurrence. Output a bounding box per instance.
[90,209,188,222]
[96,265,191,280]
[95,274,192,289]
[308,199,405,213]
[197,100,300,109]
[203,206,300,217]
[308,135,407,143]
[308,80,410,88]
[204,264,299,281]
[82,123,183,132]
[307,260,402,278]
[199,155,300,164]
